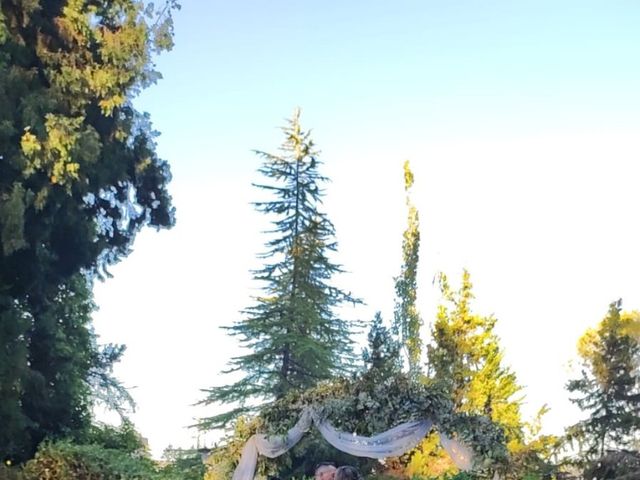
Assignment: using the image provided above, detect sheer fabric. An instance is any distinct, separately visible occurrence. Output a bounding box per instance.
[232,409,313,480]
[315,418,432,458]
[439,430,474,471]
[231,408,473,480]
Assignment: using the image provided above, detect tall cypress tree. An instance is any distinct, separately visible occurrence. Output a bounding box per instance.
[199,109,358,429]
[566,300,640,459]
[393,160,423,375]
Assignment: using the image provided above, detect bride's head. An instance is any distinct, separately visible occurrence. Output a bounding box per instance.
[334,465,362,480]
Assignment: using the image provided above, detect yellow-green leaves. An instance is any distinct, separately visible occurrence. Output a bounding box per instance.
[403,159,415,190]
[0,9,8,45]
[576,305,639,388]
[37,1,151,116]
[135,157,153,174]
[21,115,101,190]
[621,310,640,340]
[20,129,40,156]
[394,160,423,375]
[567,300,640,458]
[429,270,525,454]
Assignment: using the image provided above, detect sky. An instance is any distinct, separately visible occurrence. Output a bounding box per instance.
[92,1,640,457]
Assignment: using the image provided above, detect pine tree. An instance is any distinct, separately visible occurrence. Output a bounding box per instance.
[363,312,402,379]
[393,160,423,375]
[199,109,358,429]
[566,300,640,459]
[427,271,524,449]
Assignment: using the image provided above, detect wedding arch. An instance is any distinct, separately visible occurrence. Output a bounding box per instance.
[232,406,473,480]
[219,373,505,480]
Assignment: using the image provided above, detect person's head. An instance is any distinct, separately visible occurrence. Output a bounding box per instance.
[314,462,337,480]
[334,465,362,480]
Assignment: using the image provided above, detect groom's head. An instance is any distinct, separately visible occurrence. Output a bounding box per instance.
[315,462,336,480]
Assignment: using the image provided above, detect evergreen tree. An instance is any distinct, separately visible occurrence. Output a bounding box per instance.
[0,296,30,460]
[566,300,640,459]
[199,109,358,429]
[427,271,524,450]
[393,160,423,375]
[362,312,402,379]
[1,274,132,462]
[0,0,177,288]
[0,0,177,462]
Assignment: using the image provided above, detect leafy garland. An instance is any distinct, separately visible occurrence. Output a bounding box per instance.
[206,372,508,479]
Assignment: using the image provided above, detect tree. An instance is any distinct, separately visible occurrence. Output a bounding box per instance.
[407,271,528,479]
[362,311,402,380]
[0,0,177,289]
[393,160,423,375]
[0,295,30,460]
[566,300,640,459]
[199,109,359,430]
[0,0,177,462]
[1,274,133,462]
[427,271,524,450]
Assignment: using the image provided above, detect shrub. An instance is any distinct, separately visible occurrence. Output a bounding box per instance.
[21,441,160,480]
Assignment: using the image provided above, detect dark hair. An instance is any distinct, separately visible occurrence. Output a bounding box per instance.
[334,465,362,480]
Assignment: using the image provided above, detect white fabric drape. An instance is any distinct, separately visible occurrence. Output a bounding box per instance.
[439,431,474,471]
[231,408,473,480]
[232,409,313,480]
[315,418,432,458]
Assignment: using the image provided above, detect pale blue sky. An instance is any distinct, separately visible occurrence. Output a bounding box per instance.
[94,1,640,456]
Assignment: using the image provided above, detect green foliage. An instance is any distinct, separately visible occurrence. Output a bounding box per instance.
[20,441,159,480]
[421,271,558,479]
[410,472,479,480]
[0,275,132,463]
[405,431,459,478]
[204,415,266,480]
[206,372,507,480]
[566,300,640,459]
[0,296,30,460]
[0,183,27,255]
[393,160,423,375]
[1,422,204,480]
[159,449,207,480]
[363,312,402,380]
[505,405,560,479]
[200,109,359,430]
[0,0,176,286]
[0,464,23,480]
[78,421,149,455]
[88,342,136,418]
[18,276,95,456]
[0,0,177,462]
[583,450,640,480]
[427,271,524,449]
